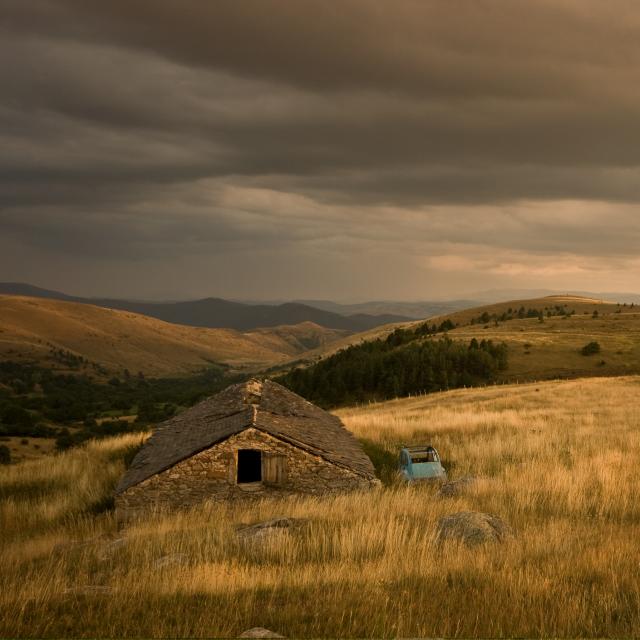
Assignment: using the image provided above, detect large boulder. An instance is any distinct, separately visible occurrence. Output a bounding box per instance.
[436,511,513,546]
[238,628,285,638]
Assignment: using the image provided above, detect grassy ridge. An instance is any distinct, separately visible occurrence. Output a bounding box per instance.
[2,376,640,637]
[448,308,640,382]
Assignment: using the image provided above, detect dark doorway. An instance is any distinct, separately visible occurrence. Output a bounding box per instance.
[237,449,262,483]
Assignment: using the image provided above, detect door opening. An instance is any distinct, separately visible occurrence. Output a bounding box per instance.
[237,449,262,483]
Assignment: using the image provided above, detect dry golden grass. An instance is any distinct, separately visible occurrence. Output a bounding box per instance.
[2,377,640,637]
[0,296,343,376]
[448,308,640,382]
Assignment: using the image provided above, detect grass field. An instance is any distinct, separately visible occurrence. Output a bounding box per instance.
[1,376,640,637]
[448,308,640,382]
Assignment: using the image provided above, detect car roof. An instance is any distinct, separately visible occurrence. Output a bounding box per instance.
[404,445,437,454]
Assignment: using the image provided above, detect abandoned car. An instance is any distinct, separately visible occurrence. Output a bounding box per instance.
[398,445,447,482]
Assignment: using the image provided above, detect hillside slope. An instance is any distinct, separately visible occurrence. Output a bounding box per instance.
[278,296,640,394]
[0,296,343,376]
[245,321,348,356]
[296,295,628,361]
[446,306,640,382]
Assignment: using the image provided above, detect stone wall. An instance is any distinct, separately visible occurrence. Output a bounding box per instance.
[115,428,378,520]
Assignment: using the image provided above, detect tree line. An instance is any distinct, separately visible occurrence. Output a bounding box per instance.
[0,361,239,449]
[276,329,508,408]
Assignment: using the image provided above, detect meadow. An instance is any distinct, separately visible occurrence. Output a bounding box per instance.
[1,376,640,637]
[449,308,640,383]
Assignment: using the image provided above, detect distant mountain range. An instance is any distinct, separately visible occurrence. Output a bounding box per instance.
[0,283,411,332]
[288,299,478,319]
[3,283,637,333]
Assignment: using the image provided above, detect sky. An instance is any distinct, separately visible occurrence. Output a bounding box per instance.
[2,1,640,301]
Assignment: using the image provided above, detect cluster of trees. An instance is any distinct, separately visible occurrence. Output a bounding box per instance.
[54,419,145,450]
[470,305,575,326]
[277,332,508,408]
[0,361,239,450]
[413,318,457,335]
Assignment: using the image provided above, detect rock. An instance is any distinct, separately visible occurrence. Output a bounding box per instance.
[238,628,285,638]
[236,517,306,540]
[52,536,104,556]
[438,476,477,498]
[63,585,113,596]
[153,553,189,569]
[97,537,127,560]
[436,511,513,546]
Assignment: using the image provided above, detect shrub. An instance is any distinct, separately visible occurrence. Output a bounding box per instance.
[581,341,601,356]
[0,444,10,465]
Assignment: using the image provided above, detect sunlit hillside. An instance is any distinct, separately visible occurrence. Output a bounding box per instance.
[445,306,640,382]
[2,376,640,637]
[299,295,625,360]
[288,295,640,384]
[0,296,345,377]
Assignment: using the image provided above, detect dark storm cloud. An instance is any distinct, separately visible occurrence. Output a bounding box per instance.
[6,1,640,97]
[2,1,640,297]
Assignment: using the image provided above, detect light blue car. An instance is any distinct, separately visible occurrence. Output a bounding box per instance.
[399,445,447,483]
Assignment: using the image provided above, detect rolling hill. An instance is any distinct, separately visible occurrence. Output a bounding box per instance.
[294,295,627,359]
[277,295,640,393]
[0,283,410,331]
[443,302,640,383]
[245,321,349,356]
[0,296,345,377]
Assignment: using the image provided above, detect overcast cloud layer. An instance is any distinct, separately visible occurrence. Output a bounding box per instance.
[2,1,640,300]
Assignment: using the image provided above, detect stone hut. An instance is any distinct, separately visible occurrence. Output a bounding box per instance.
[115,379,378,519]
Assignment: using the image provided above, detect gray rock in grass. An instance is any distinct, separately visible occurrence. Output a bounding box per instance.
[436,511,513,546]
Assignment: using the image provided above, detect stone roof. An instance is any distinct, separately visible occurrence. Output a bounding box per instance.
[116,379,376,493]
